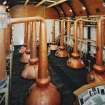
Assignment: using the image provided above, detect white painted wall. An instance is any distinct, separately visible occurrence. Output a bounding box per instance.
[90,27,96,55]
[12,23,24,45]
[12,19,60,45]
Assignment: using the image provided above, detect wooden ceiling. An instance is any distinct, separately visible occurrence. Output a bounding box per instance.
[1,0,105,17]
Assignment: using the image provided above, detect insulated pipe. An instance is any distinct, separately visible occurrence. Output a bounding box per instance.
[26,19,60,105]
[21,21,38,79]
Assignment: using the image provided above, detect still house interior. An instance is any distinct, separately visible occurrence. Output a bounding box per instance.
[0,0,105,105]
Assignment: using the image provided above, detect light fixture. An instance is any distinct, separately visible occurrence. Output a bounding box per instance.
[103,2,105,7]
[3,1,7,5]
[69,9,72,12]
[82,6,86,10]
[6,6,9,9]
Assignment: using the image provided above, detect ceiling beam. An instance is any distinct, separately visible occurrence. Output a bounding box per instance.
[59,4,66,17]
[47,0,67,8]
[56,6,65,17]
[24,0,30,5]
[54,7,60,18]
[35,0,46,7]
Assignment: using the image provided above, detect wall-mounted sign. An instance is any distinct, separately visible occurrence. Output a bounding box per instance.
[74,82,105,105]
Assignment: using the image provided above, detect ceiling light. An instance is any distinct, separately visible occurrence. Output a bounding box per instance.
[103,2,105,7]
[82,6,86,10]
[3,1,7,5]
[69,9,72,12]
[6,6,9,9]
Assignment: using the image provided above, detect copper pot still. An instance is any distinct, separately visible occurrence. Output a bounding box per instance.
[55,19,68,58]
[50,20,58,51]
[0,5,7,80]
[87,18,105,83]
[21,21,38,79]
[20,22,31,64]
[26,19,60,105]
[67,20,85,69]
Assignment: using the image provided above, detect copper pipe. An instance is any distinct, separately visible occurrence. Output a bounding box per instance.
[30,22,37,59]
[50,20,58,51]
[93,19,105,72]
[21,21,38,79]
[79,21,84,41]
[55,19,68,58]
[20,22,31,63]
[26,22,31,53]
[87,17,105,83]
[60,20,64,47]
[26,19,60,105]
[37,21,49,84]
[0,29,6,80]
[52,20,56,44]
[96,20,103,65]
[10,16,45,24]
[66,17,71,47]
[24,22,28,46]
[73,20,78,55]
[67,19,85,69]
[4,25,11,56]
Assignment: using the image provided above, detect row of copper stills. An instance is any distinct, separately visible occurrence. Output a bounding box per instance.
[0,6,105,105]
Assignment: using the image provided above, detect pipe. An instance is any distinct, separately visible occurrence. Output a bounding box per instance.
[79,20,84,41]
[50,20,58,51]
[73,20,78,55]
[37,21,49,84]
[67,19,85,69]
[66,17,71,47]
[26,19,60,105]
[92,17,105,72]
[55,19,68,58]
[21,21,38,79]
[20,22,31,64]
[0,29,6,80]
[52,20,56,44]
[24,22,28,46]
[10,16,45,24]
[87,17,105,83]
[60,19,64,47]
